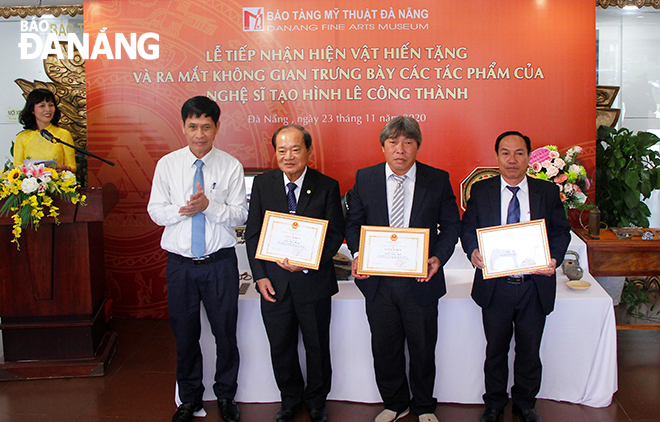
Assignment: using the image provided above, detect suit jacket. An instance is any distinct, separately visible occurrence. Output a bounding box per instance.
[460,175,571,315]
[345,162,461,307]
[245,168,345,303]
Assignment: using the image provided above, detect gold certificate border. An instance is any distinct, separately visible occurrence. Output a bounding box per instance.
[255,210,328,270]
[357,226,430,278]
[477,219,551,280]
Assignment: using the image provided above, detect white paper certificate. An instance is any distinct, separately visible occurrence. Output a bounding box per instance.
[255,210,328,270]
[476,219,551,279]
[357,226,430,278]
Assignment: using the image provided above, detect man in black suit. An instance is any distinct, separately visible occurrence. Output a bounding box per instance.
[245,125,345,422]
[461,131,571,422]
[345,116,461,422]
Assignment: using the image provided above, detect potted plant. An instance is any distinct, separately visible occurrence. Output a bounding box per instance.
[595,125,660,305]
[596,125,660,228]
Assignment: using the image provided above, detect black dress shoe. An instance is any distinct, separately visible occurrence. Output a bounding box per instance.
[218,399,240,422]
[309,407,328,422]
[173,402,202,422]
[479,407,503,422]
[512,405,542,422]
[275,404,301,422]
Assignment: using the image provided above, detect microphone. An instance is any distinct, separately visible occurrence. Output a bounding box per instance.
[40,129,56,143]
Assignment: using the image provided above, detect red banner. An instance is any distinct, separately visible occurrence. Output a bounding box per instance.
[85,0,596,318]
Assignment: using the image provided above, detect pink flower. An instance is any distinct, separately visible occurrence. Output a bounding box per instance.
[541,160,552,169]
[529,147,550,165]
[554,173,568,183]
[549,150,560,159]
[553,158,566,170]
[546,166,559,178]
[532,162,542,172]
[585,177,591,190]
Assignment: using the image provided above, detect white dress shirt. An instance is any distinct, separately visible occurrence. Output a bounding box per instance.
[385,162,416,228]
[148,146,248,257]
[283,166,308,208]
[500,176,531,225]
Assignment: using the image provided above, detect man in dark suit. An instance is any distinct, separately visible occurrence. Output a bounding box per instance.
[345,116,461,422]
[245,125,345,422]
[461,131,571,422]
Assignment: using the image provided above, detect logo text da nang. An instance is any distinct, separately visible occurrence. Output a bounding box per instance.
[18,22,159,60]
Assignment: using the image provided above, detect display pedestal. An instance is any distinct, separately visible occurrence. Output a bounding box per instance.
[0,184,119,380]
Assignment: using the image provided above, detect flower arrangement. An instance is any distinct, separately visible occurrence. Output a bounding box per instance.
[0,163,86,249]
[527,145,591,210]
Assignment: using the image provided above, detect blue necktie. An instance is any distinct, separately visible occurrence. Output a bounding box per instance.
[191,159,205,257]
[506,186,520,224]
[287,182,297,214]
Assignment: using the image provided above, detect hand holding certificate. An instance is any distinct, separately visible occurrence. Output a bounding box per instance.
[356,226,430,278]
[476,219,552,279]
[255,210,328,270]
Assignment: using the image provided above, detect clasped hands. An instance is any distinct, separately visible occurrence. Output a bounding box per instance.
[469,249,557,276]
[179,182,209,217]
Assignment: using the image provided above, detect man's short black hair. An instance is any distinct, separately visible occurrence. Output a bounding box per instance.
[495,131,531,154]
[181,96,220,125]
[271,124,312,150]
[379,116,422,147]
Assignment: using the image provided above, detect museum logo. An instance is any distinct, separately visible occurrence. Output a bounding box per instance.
[243,7,264,31]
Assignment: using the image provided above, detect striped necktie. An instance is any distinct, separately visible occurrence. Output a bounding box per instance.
[506,186,520,224]
[390,174,406,227]
[191,159,205,257]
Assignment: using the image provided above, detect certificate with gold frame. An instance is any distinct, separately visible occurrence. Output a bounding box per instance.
[255,210,328,270]
[357,226,430,278]
[477,219,551,279]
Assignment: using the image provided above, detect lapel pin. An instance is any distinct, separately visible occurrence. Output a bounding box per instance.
[307,190,311,194]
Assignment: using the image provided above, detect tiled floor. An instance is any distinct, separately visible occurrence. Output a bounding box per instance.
[0,319,658,422]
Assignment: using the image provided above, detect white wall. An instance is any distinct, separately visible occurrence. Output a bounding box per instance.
[0,14,83,167]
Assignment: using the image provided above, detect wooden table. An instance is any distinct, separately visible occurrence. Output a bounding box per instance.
[573,228,660,277]
[573,228,660,329]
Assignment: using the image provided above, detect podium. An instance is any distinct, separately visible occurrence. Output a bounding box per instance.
[0,184,119,380]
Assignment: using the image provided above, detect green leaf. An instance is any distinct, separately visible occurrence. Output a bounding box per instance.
[623,170,639,189]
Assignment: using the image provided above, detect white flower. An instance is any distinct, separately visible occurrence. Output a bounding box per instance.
[574,146,583,154]
[38,182,48,193]
[541,160,552,169]
[62,171,76,182]
[549,150,560,159]
[546,166,559,177]
[21,177,39,194]
[574,192,587,204]
[569,164,581,174]
[564,184,574,194]
[553,158,566,170]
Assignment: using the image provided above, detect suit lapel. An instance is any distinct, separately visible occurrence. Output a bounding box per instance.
[527,176,542,220]
[269,169,289,213]
[487,176,502,226]
[375,164,390,225]
[296,168,316,215]
[410,162,428,226]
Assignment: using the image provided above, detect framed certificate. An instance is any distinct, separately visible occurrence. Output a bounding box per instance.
[357,226,430,278]
[477,219,551,279]
[255,210,328,270]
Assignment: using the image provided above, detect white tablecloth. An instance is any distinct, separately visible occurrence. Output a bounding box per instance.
[195,232,616,407]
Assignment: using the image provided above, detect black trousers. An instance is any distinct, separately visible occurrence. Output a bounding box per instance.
[260,285,332,410]
[166,249,240,404]
[481,279,547,410]
[365,278,438,416]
